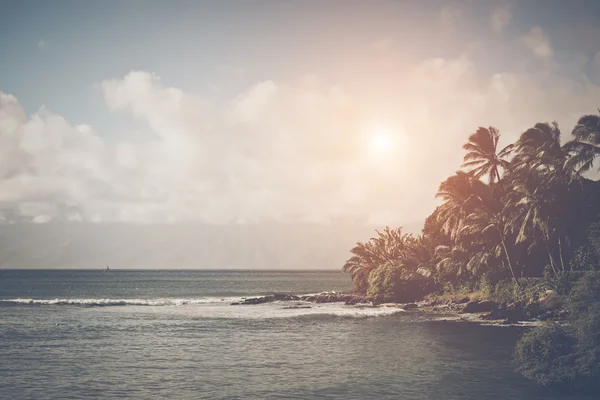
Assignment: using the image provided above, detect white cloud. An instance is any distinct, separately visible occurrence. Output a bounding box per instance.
[521,26,553,60]
[1,56,600,228]
[491,4,512,34]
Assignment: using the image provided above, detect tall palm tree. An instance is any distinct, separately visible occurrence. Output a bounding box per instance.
[506,122,579,274]
[511,122,568,175]
[435,171,488,240]
[462,127,513,185]
[564,113,600,174]
[342,227,412,293]
[503,170,558,276]
[460,198,521,286]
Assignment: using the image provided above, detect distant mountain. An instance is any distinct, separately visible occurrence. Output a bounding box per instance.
[0,220,423,269]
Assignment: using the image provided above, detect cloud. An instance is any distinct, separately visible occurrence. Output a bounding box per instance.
[1,52,600,228]
[521,26,553,60]
[491,4,512,34]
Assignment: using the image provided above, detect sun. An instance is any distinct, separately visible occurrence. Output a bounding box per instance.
[367,126,406,156]
[370,131,393,152]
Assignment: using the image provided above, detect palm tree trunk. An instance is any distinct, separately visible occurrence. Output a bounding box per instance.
[558,236,567,272]
[499,235,521,288]
[545,241,559,277]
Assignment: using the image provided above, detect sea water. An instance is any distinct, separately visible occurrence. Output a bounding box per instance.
[0,270,593,399]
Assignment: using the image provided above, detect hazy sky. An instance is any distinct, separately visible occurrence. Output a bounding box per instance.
[1,0,600,229]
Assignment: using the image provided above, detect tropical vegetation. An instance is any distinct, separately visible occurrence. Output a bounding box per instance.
[342,112,600,388]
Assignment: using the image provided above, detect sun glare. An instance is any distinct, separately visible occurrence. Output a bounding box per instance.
[371,131,393,153]
[366,125,407,157]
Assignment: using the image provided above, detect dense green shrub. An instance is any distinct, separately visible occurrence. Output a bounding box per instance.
[569,245,600,272]
[515,272,600,389]
[514,323,577,386]
[367,263,437,303]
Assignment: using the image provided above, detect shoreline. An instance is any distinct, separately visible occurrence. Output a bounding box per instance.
[230,291,563,326]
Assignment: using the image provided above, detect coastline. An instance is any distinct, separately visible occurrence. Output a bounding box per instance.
[230,290,563,326]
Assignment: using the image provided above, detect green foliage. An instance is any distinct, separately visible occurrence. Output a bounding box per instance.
[367,262,436,303]
[514,323,577,386]
[567,272,600,318]
[366,263,403,301]
[515,272,600,389]
[570,245,600,272]
[342,113,600,323]
[339,113,600,390]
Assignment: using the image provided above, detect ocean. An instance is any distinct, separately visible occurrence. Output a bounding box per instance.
[0,270,593,399]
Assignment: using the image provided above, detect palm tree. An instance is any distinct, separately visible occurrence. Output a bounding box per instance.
[462,127,512,185]
[564,113,600,174]
[342,227,412,293]
[506,122,579,274]
[511,122,568,175]
[435,171,488,240]
[435,244,472,280]
[460,199,521,287]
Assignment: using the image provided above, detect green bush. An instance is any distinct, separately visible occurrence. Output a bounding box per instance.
[515,272,600,390]
[489,278,543,304]
[367,262,437,303]
[570,245,600,272]
[514,323,577,386]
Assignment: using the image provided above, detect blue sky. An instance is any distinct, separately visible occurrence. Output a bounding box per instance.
[1,0,600,228]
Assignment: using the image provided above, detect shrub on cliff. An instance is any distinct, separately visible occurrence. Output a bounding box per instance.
[514,323,577,386]
[515,272,600,389]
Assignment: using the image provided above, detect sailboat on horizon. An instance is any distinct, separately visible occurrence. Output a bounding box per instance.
[104,265,110,272]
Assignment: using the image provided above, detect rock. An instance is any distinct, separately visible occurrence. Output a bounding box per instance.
[230,302,241,305]
[344,295,371,305]
[456,297,471,304]
[234,292,372,306]
[235,293,300,305]
[403,303,419,310]
[481,302,532,322]
[462,300,498,313]
[540,290,562,311]
[282,305,312,309]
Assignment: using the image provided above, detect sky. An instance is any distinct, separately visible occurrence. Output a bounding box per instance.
[1,0,600,230]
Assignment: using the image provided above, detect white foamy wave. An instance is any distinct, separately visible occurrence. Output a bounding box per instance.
[295,305,405,319]
[0,297,244,307]
[0,297,405,320]
[105,301,406,320]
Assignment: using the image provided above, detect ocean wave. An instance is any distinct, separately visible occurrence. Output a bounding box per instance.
[0,296,405,320]
[0,297,244,307]
[290,305,405,319]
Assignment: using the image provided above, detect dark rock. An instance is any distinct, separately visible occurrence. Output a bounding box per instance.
[456,297,471,304]
[234,293,300,305]
[462,300,498,313]
[235,292,373,307]
[230,302,241,305]
[481,302,533,322]
[282,305,312,309]
[403,303,419,310]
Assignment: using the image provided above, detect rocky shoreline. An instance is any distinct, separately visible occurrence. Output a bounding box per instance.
[231,291,567,325]
[230,292,371,306]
